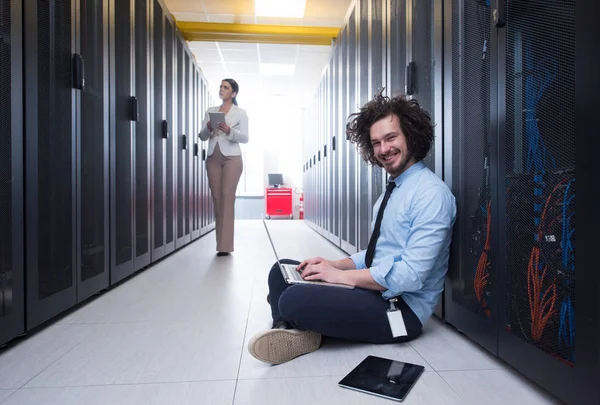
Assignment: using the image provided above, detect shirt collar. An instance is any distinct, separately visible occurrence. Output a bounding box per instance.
[388,160,426,187]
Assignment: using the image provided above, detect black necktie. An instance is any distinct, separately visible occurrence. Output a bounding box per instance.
[365,181,397,268]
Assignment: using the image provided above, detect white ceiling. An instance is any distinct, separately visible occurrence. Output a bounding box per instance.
[163,0,353,107]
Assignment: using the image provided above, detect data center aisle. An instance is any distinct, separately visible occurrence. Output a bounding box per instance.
[0,220,561,404]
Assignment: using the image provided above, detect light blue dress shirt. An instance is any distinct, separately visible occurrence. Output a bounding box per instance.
[350,161,456,326]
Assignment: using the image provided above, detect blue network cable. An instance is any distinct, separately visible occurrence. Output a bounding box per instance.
[558,179,575,361]
[524,44,558,174]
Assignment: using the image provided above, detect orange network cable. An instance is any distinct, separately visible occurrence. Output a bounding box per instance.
[474,201,492,309]
[527,180,564,341]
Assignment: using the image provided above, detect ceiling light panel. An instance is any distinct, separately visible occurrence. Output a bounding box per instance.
[259,63,295,76]
[220,50,259,63]
[255,0,307,18]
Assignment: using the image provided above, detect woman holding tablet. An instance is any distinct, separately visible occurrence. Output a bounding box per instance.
[199,78,249,256]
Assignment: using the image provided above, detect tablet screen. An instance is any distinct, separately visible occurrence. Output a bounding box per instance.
[338,355,425,402]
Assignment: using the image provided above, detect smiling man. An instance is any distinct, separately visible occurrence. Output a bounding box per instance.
[247,93,457,365]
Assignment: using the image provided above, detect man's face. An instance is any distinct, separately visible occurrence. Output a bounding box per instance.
[370,114,416,178]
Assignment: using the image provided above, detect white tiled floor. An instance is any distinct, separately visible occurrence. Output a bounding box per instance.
[0,220,562,404]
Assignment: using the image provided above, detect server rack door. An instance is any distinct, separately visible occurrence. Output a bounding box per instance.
[152,0,166,261]
[340,26,349,250]
[200,79,206,234]
[370,0,385,213]
[347,8,358,254]
[175,39,186,248]
[332,45,340,243]
[496,0,596,403]
[407,0,441,176]
[388,0,406,96]
[110,0,135,284]
[357,0,372,252]
[191,69,200,240]
[134,0,150,271]
[164,18,175,254]
[409,0,444,317]
[25,0,77,328]
[319,81,324,232]
[443,0,497,353]
[78,0,110,300]
[0,0,25,346]
[328,59,335,239]
[184,52,192,243]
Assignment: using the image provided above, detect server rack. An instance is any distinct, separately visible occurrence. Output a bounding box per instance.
[369,0,385,217]
[134,0,151,272]
[184,50,192,244]
[78,0,110,300]
[110,0,133,283]
[357,0,372,252]
[0,0,24,345]
[443,0,498,353]
[332,44,340,244]
[346,8,358,254]
[151,0,167,261]
[25,0,78,328]
[191,69,200,241]
[164,16,176,255]
[495,0,598,403]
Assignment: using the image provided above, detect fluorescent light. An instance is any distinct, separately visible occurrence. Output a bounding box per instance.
[260,63,296,76]
[255,0,307,18]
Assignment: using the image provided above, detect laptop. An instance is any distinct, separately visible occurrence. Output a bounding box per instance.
[262,219,354,289]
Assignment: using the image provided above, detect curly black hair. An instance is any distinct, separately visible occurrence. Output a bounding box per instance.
[345,91,434,167]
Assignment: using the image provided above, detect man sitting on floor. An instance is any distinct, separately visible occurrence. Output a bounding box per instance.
[248,93,457,365]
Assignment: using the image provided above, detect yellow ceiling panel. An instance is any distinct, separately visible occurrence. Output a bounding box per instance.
[178,22,339,46]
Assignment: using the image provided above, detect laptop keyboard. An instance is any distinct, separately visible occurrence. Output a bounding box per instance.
[282,264,304,281]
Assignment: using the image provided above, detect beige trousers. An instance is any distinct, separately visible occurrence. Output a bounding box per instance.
[206,143,243,252]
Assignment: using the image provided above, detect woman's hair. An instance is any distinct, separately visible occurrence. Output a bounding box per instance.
[223,78,239,106]
[345,91,434,166]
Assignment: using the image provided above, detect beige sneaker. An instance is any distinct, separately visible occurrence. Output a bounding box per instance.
[248,328,322,365]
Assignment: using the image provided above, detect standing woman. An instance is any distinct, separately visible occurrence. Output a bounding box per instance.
[199,79,249,256]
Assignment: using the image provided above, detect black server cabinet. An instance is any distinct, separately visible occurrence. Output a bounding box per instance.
[134,0,151,272]
[496,0,598,403]
[332,45,340,243]
[175,39,190,248]
[387,0,406,96]
[151,0,166,261]
[184,51,192,243]
[408,0,444,316]
[110,0,135,283]
[370,0,385,217]
[328,57,335,242]
[191,69,198,240]
[443,0,498,354]
[164,17,175,255]
[407,0,442,176]
[357,0,372,252]
[191,69,200,240]
[25,0,77,328]
[78,0,110,300]
[111,0,150,281]
[339,26,349,250]
[0,0,24,346]
[347,8,358,254]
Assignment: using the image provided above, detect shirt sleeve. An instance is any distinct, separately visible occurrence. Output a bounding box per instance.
[199,110,212,141]
[226,110,249,144]
[349,250,367,270]
[369,185,456,293]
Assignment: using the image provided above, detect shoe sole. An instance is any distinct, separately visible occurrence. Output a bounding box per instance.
[248,329,322,365]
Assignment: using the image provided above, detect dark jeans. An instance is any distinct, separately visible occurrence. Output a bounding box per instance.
[268,259,423,344]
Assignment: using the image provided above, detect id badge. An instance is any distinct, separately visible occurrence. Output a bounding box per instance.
[386,298,408,338]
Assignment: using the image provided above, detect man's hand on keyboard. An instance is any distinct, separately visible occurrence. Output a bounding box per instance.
[297,256,335,272]
[302,262,346,285]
